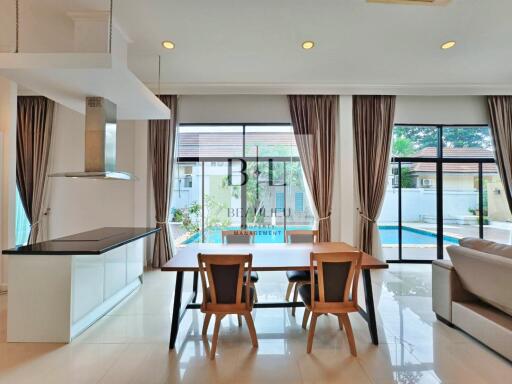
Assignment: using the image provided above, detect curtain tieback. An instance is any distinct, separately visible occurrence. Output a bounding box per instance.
[30,221,40,228]
[357,209,375,223]
[318,214,331,221]
[155,220,168,225]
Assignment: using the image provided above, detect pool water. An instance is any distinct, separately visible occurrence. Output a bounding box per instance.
[378,226,459,245]
[183,225,459,245]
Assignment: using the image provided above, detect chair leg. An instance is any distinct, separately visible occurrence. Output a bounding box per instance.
[307,313,318,353]
[237,315,242,327]
[340,314,357,357]
[285,281,293,301]
[337,314,344,330]
[202,313,212,335]
[252,282,258,303]
[243,313,258,348]
[210,315,223,359]
[291,283,299,316]
[302,308,310,330]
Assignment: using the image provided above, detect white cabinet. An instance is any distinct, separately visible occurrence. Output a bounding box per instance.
[126,239,144,283]
[104,246,127,300]
[7,238,146,343]
[72,254,104,323]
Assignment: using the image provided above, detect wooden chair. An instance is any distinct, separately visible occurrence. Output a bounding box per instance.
[198,253,258,359]
[300,251,362,356]
[222,230,259,302]
[284,230,319,316]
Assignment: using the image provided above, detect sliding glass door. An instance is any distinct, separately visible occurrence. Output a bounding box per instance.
[170,124,315,246]
[379,124,510,262]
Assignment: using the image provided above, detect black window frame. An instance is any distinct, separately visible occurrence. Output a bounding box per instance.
[389,124,495,263]
[174,122,308,243]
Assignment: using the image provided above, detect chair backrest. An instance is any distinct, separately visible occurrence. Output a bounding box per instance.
[286,229,319,244]
[197,253,253,310]
[309,251,362,311]
[222,230,255,244]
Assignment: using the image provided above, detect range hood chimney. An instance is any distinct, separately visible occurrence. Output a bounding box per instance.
[50,97,134,180]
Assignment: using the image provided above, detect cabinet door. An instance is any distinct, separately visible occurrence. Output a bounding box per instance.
[72,254,104,323]
[126,239,144,283]
[104,246,127,300]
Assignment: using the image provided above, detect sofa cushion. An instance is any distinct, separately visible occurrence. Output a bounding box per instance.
[459,237,512,259]
[447,245,512,316]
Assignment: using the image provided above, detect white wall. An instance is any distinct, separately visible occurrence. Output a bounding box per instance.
[0,77,17,291]
[179,95,290,124]
[331,96,356,244]
[46,104,137,239]
[395,96,489,125]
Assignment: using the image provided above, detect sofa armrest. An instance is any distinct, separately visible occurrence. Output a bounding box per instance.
[432,260,477,323]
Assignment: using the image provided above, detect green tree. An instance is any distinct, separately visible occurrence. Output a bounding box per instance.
[400,168,415,188]
[393,125,492,156]
[222,143,303,226]
[392,136,415,156]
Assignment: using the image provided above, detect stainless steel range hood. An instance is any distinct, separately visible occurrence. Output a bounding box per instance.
[50,97,134,180]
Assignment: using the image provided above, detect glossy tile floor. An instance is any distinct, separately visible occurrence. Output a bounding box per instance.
[0,264,510,383]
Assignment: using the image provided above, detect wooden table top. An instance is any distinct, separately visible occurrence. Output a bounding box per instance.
[161,242,388,272]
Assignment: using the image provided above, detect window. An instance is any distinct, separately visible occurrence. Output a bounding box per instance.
[15,187,30,246]
[379,125,510,262]
[275,192,285,210]
[184,175,192,188]
[170,124,314,245]
[295,192,304,212]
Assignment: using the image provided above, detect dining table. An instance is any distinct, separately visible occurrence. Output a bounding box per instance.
[161,242,388,349]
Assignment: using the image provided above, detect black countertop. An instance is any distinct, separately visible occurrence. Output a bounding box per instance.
[3,227,159,255]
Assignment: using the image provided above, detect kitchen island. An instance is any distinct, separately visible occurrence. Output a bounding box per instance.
[3,227,159,343]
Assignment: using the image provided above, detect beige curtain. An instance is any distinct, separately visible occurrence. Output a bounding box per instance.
[488,96,512,213]
[149,95,178,268]
[353,95,396,256]
[16,96,55,244]
[288,95,338,242]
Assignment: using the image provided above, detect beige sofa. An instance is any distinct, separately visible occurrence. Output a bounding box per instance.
[432,238,512,361]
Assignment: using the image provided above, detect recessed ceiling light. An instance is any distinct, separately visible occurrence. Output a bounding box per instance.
[162,40,175,50]
[302,41,315,50]
[441,40,456,50]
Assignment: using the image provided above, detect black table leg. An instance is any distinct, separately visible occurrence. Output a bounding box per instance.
[362,269,379,345]
[192,271,198,303]
[169,271,184,349]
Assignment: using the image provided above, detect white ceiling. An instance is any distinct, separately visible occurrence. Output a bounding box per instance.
[2,0,512,94]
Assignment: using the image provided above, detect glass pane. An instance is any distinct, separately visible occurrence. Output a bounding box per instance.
[484,172,512,244]
[15,188,30,246]
[203,161,242,243]
[442,163,479,258]
[285,159,315,230]
[442,126,493,158]
[170,162,202,246]
[243,160,285,242]
[392,126,438,158]
[401,161,438,260]
[177,125,243,158]
[378,162,399,261]
[245,125,298,158]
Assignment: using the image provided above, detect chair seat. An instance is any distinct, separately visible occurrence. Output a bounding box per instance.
[205,286,255,304]
[286,270,311,282]
[299,284,352,306]
[244,271,259,283]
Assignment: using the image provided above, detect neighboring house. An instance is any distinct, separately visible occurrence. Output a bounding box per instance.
[407,147,499,190]
[398,147,511,222]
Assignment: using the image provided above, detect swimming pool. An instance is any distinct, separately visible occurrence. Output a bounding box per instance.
[183,225,460,245]
[378,225,459,245]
